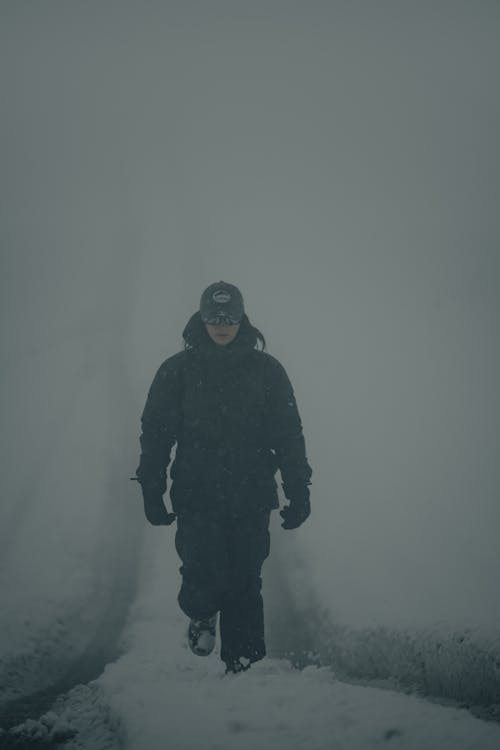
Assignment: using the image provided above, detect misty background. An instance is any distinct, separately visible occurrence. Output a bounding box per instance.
[1,0,499,666]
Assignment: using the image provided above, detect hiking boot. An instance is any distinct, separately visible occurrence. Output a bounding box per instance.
[224,657,251,674]
[187,614,218,656]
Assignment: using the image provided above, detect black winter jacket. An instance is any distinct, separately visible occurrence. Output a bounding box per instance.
[137,313,312,515]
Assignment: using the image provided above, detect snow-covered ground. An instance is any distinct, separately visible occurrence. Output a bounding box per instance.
[6,534,500,750]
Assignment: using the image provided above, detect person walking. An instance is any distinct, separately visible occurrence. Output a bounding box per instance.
[134,281,312,674]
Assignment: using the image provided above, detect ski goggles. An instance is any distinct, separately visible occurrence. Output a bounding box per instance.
[202,313,242,326]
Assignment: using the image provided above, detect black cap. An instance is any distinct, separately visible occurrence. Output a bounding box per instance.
[200,281,245,325]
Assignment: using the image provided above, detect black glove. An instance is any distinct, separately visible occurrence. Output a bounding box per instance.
[280,497,311,530]
[142,489,176,526]
[131,478,176,526]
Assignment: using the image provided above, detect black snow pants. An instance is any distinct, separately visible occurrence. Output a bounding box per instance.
[175,505,271,667]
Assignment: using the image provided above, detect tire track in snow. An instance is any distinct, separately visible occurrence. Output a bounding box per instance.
[264,528,321,668]
[0,485,142,739]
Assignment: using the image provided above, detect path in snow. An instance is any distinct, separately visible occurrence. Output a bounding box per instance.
[7,530,500,750]
[4,512,500,749]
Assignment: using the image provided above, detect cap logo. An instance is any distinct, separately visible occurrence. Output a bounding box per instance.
[212,290,231,304]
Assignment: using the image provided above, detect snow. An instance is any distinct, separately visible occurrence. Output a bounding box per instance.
[98,537,500,750]
[9,534,500,750]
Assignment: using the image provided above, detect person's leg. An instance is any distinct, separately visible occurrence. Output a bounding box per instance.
[219,510,271,670]
[219,574,266,667]
[175,512,229,620]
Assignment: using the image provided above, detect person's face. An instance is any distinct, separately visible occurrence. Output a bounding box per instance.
[205,322,240,346]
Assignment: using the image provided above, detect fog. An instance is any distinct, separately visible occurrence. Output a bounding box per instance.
[1,0,499,661]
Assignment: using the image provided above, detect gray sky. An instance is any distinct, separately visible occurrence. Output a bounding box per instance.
[1,1,499,627]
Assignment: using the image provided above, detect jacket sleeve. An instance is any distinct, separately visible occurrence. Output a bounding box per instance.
[266,359,312,503]
[136,358,183,494]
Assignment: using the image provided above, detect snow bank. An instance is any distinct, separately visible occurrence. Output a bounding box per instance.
[3,684,120,750]
[276,531,500,715]
[318,619,500,709]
